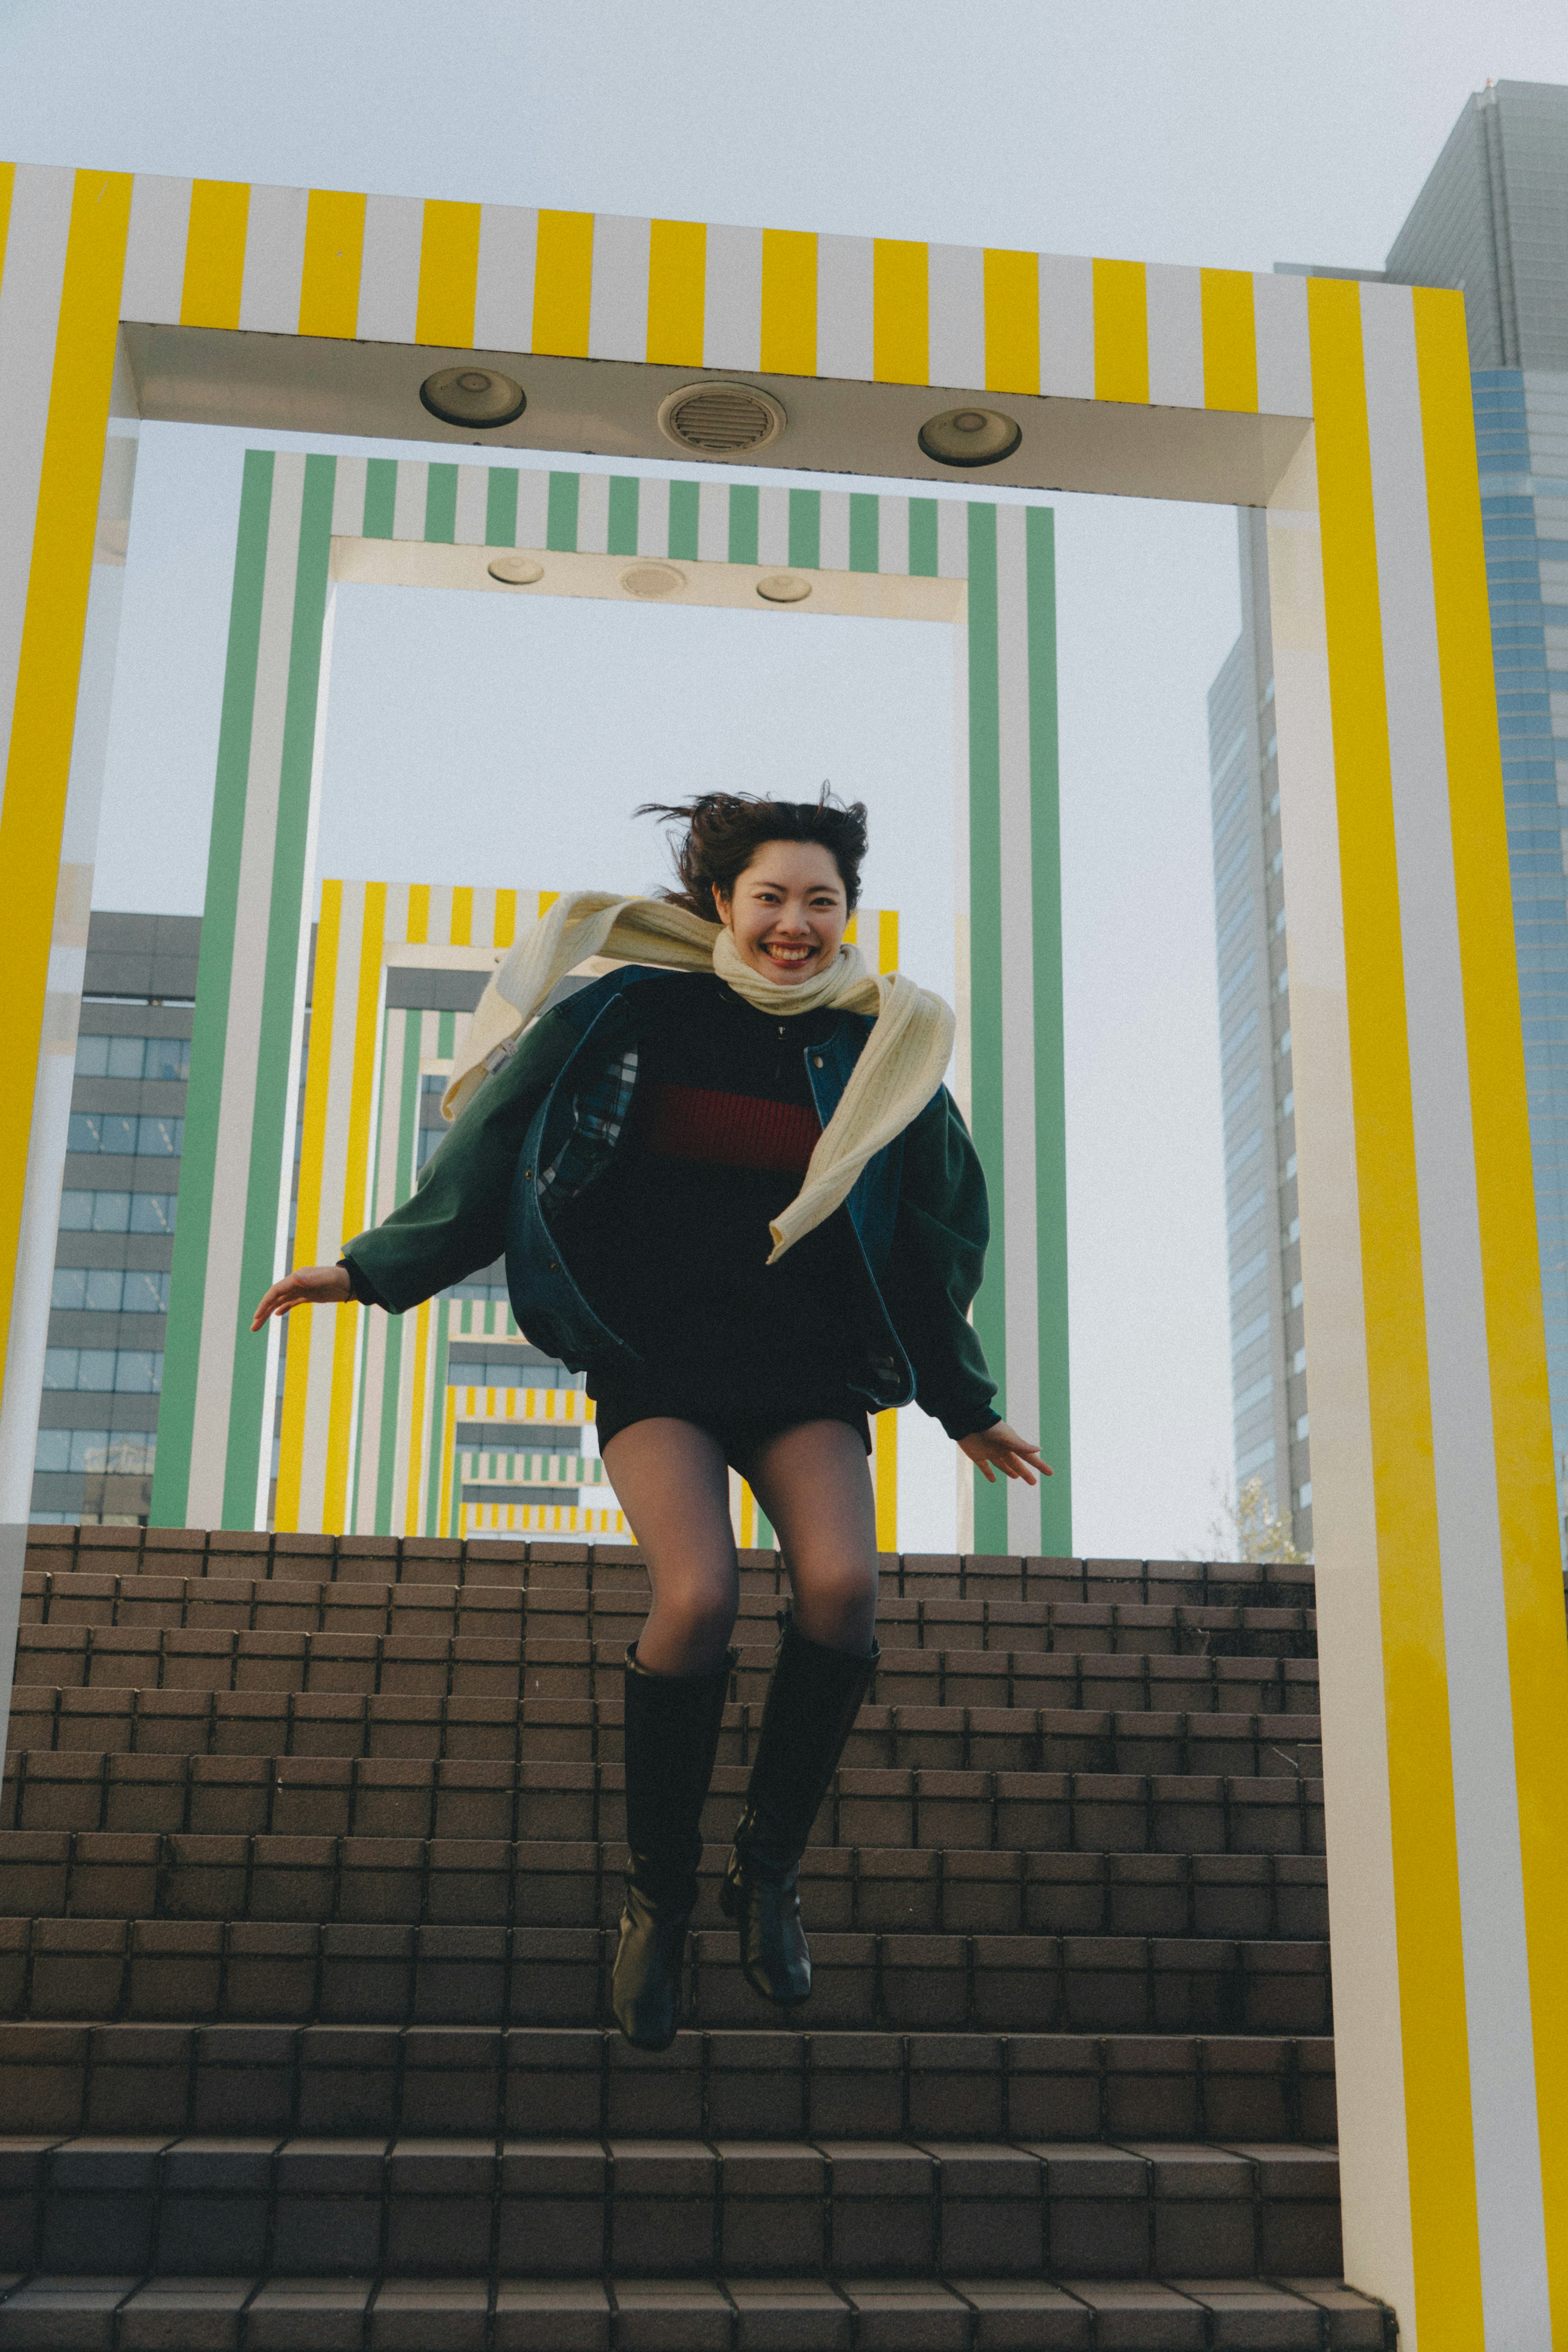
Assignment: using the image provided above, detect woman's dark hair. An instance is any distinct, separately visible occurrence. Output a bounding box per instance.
[637,789,869,921]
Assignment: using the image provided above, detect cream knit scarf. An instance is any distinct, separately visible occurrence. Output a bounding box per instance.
[445,891,955,1262]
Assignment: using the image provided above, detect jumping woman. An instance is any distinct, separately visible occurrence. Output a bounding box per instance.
[253,792,1047,2051]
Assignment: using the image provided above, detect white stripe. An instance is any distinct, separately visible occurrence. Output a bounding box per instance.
[994,506,1041,1554]
[816,235,873,381]
[817,491,850,573]
[1145,263,1204,410]
[576,470,609,555]
[474,203,537,354]
[588,213,650,363]
[936,499,968,580]
[239,183,309,334]
[1038,254,1094,400]
[454,465,489,547]
[1362,282,1550,2345]
[703,223,762,371]
[330,453,368,537]
[637,474,671,558]
[0,166,74,785]
[392,461,428,541]
[1254,272,1312,419]
[878,495,910,578]
[515,466,549,551]
[357,194,422,344]
[927,243,984,393]
[121,174,191,325]
[697,481,728,564]
[187,455,307,1524]
[757,484,790,567]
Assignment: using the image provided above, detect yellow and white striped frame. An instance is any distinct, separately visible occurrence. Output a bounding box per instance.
[0,164,1563,2345]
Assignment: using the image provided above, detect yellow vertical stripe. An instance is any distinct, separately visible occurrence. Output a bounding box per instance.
[873,241,928,386]
[439,1385,458,1536]
[0,169,132,1416]
[760,229,816,376]
[494,888,517,948]
[647,218,706,367]
[416,199,481,348]
[180,179,249,329]
[878,911,899,974]
[405,882,430,944]
[1308,274,1483,2349]
[873,1410,898,1551]
[1415,283,1568,2332]
[274,880,343,1531]
[0,163,17,291]
[323,883,387,1531]
[1200,268,1258,412]
[984,250,1040,396]
[405,1302,430,1536]
[449,884,473,947]
[532,211,593,358]
[298,189,365,339]
[1092,259,1149,405]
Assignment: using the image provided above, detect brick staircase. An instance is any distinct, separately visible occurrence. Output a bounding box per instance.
[0,1525,1393,2349]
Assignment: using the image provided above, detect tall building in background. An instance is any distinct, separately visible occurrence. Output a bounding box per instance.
[1209,78,1568,1554]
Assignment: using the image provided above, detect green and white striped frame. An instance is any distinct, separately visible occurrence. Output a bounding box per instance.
[147,453,1068,1557]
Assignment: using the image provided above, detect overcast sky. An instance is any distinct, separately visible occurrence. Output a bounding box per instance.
[3,1,1564,1556]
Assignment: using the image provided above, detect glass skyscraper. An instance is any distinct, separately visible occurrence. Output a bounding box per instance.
[1209,79,1568,1555]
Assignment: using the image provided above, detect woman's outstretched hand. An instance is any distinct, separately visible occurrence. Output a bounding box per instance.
[251,1262,352,1332]
[959,1421,1051,1486]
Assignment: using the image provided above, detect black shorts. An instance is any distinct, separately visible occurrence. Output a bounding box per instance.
[591,1374,871,1471]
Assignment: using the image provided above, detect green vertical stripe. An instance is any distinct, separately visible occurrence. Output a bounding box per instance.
[668,481,699,561]
[849,493,880,574]
[1025,508,1070,1554]
[727,484,759,566]
[909,499,939,577]
[221,453,338,1529]
[151,450,276,1528]
[376,1012,426,1533]
[363,458,396,540]
[608,477,640,557]
[424,464,458,544]
[965,503,1008,1555]
[546,473,579,551]
[486,468,519,547]
[788,490,820,571]
[437,1010,456,1057]
[425,1316,450,1535]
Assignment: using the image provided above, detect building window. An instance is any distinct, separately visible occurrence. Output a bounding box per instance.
[58,1192,177,1234]
[35,1429,157,1474]
[1292,1348,1307,1375]
[75,1034,191,1081]
[1296,1483,1312,1508]
[1295,1414,1310,1440]
[42,1348,163,1393]
[67,1113,183,1157]
[51,1268,170,1313]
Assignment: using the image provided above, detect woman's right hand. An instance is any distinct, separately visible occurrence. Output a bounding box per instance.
[251,1262,352,1331]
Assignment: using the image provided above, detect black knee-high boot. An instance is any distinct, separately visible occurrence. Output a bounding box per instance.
[611,1643,733,2051]
[721,1616,878,2006]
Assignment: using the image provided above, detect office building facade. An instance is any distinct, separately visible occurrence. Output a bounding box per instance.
[1209,79,1568,1552]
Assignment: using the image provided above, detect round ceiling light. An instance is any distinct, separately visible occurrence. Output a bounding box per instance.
[657,382,786,456]
[756,572,812,604]
[487,554,545,585]
[620,562,686,600]
[918,406,1022,468]
[419,366,527,429]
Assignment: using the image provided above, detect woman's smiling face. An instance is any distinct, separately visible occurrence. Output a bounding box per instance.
[714,840,850,985]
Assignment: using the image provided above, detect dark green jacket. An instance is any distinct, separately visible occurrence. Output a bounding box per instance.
[346,968,998,1439]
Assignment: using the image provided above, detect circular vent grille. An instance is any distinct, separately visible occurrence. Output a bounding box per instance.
[657,382,785,455]
[620,563,686,600]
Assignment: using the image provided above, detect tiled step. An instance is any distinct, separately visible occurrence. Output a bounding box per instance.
[25,1525,1321,1612]
[0,2131,1345,2283]
[9,1628,1324,1725]
[0,1917,1332,2033]
[3,1755,1327,1856]
[22,1571,1318,1663]
[0,2024,1339,2144]
[0,2266,1392,2349]
[0,1829,1331,1940]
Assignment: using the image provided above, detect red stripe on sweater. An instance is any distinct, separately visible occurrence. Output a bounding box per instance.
[643,1083,821,1173]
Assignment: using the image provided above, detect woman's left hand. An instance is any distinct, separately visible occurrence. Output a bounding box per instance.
[959,1422,1051,1486]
